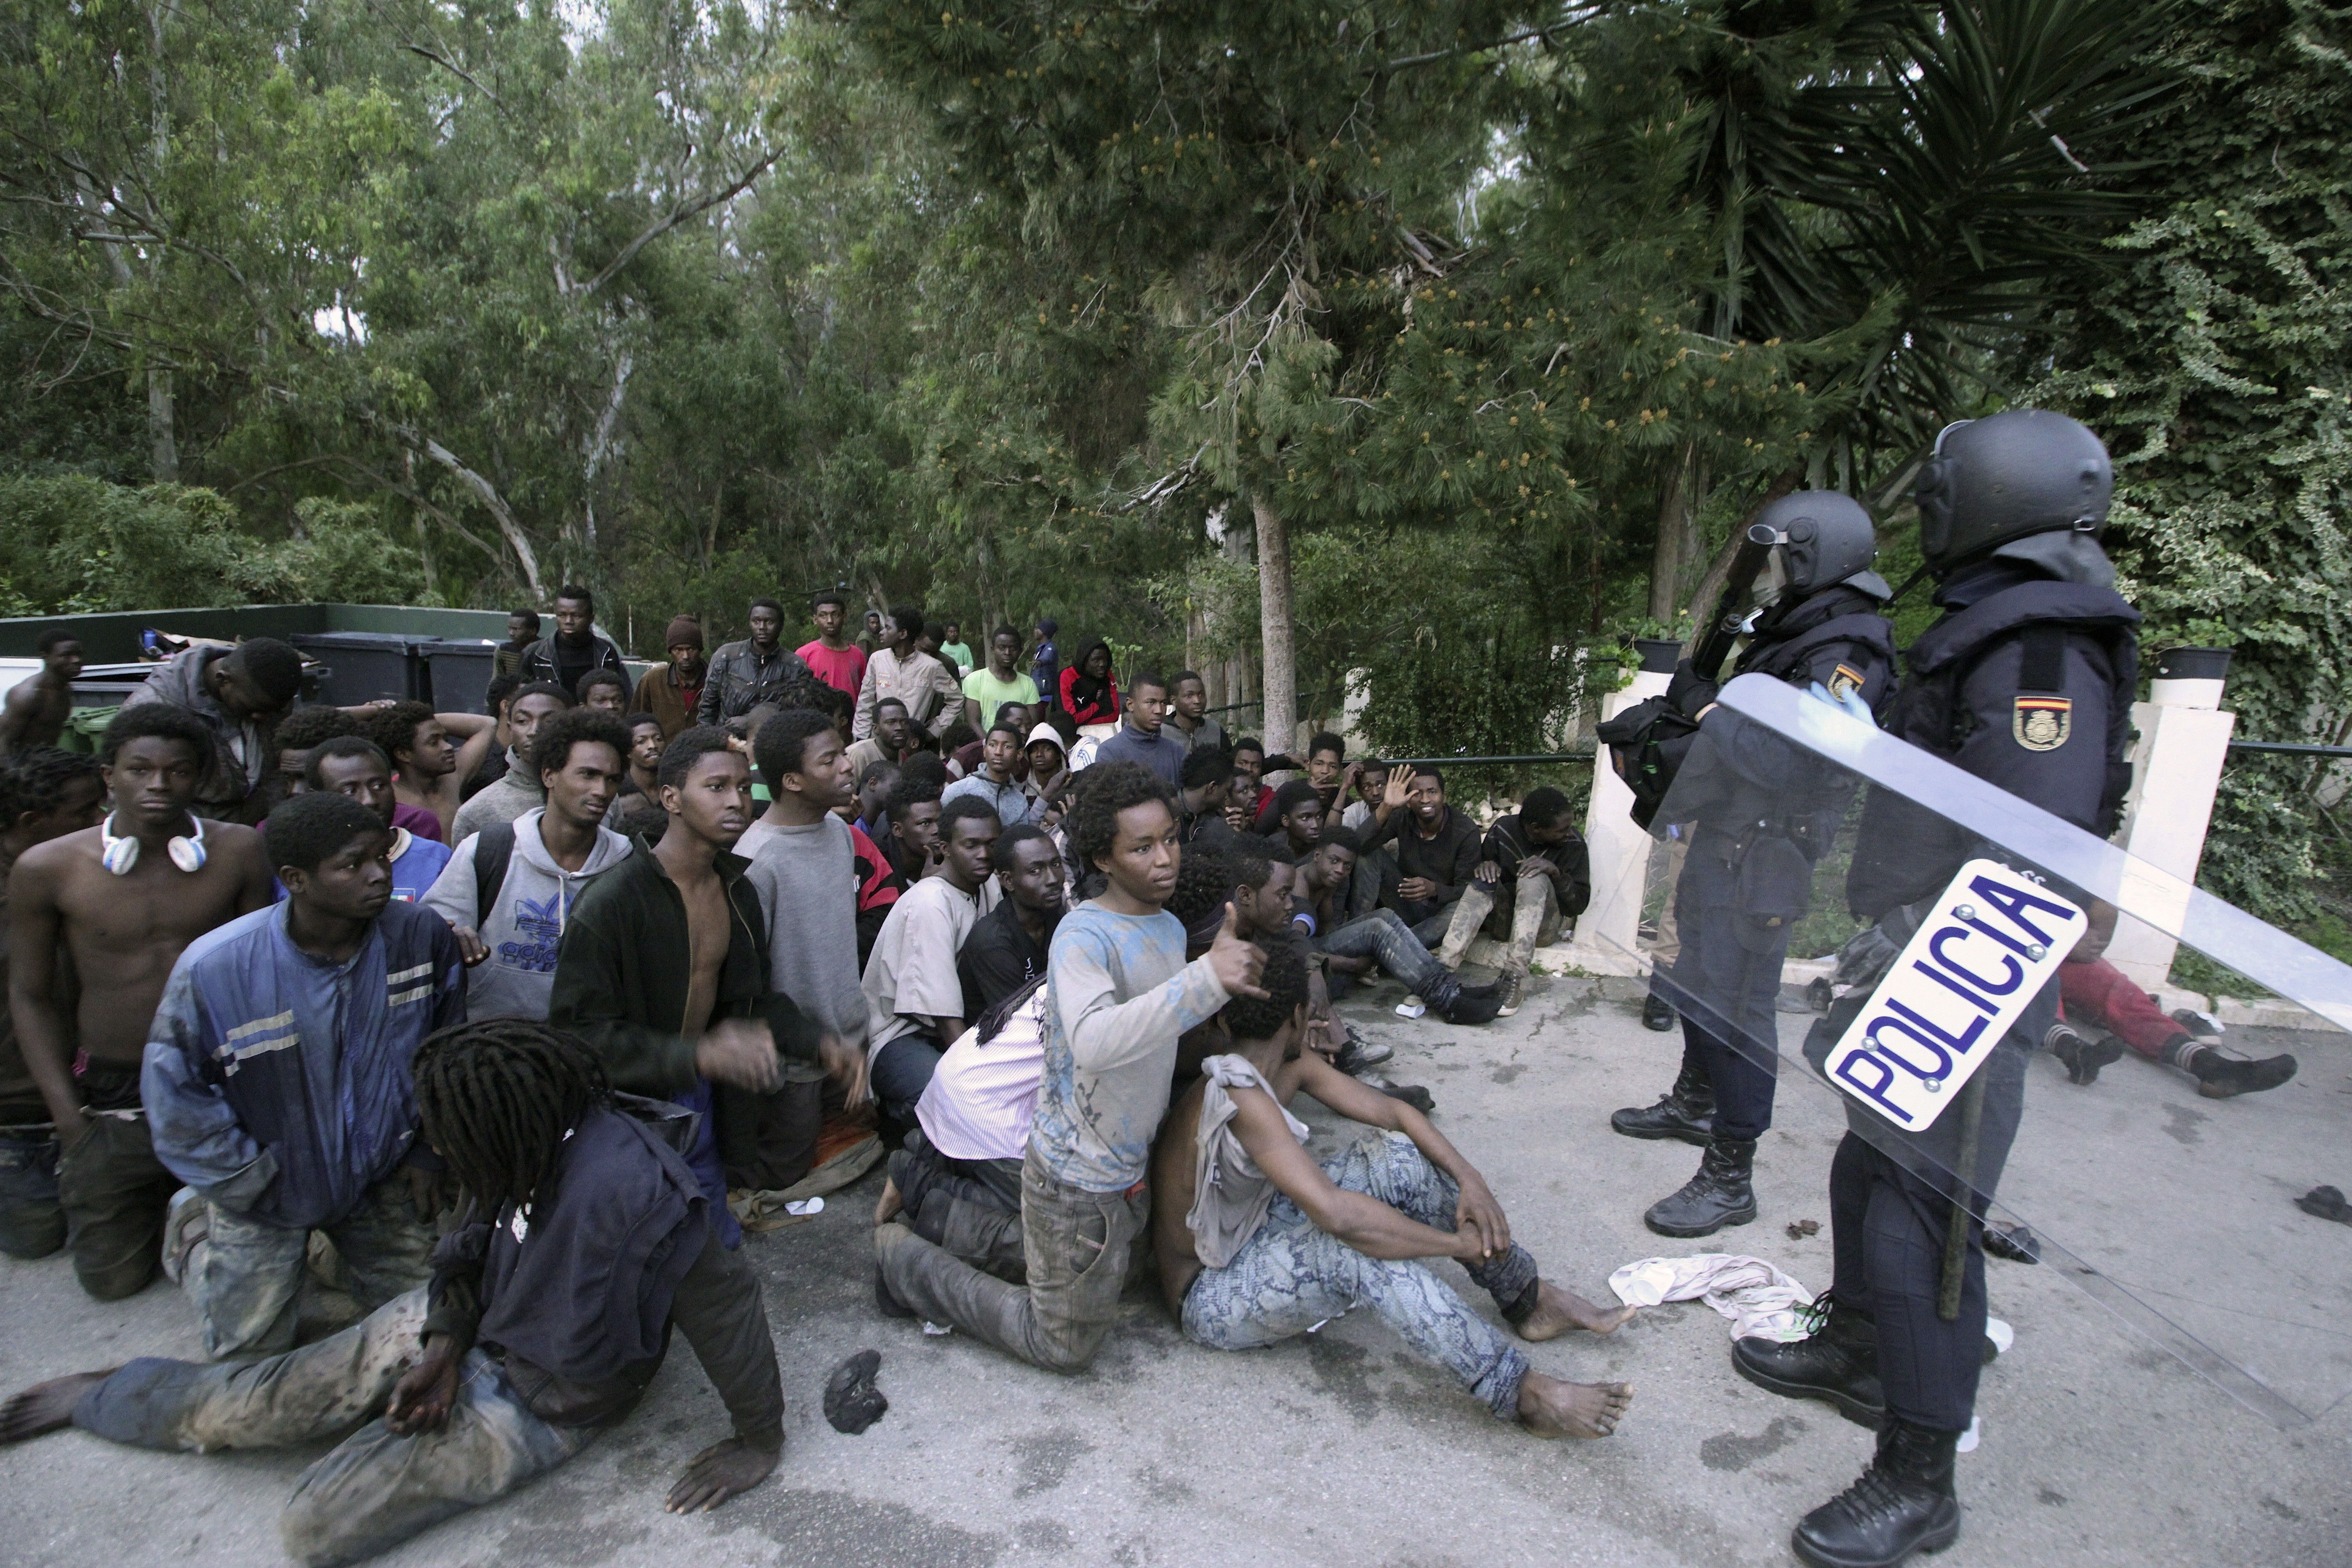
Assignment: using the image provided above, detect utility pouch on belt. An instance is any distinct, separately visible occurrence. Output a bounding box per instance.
[1597,696,1702,829]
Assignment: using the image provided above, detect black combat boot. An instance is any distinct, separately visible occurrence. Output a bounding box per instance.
[1642,992,1677,1031]
[1791,1418,1961,1568]
[1733,1296,1885,1425]
[1610,1062,1715,1146]
[1643,1136,1757,1237]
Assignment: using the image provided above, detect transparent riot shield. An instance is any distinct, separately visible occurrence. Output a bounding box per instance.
[1598,672,2352,1428]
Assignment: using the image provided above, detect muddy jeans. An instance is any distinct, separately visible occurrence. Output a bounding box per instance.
[891,1133,1026,1283]
[1436,873,1564,977]
[0,1124,64,1259]
[56,1062,180,1300]
[186,1173,438,1359]
[72,1287,595,1568]
[875,1142,1147,1372]
[1315,908,1446,996]
[1181,1132,1536,1419]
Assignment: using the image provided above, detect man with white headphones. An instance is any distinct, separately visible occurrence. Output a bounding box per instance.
[8,705,273,1302]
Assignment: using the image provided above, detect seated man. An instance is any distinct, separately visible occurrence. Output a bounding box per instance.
[873,763,1266,1373]
[1260,779,1325,864]
[299,737,455,904]
[2046,905,2295,1096]
[846,697,921,780]
[862,797,1003,1132]
[1294,827,1500,1025]
[1251,731,1349,833]
[0,1019,784,1567]
[1176,745,1240,851]
[146,793,468,1359]
[422,710,633,1020]
[958,822,1065,1019]
[1153,941,1635,1439]
[1362,764,1482,946]
[880,770,946,885]
[1434,785,1592,1018]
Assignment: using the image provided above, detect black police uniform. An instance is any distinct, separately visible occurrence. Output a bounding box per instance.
[1667,587,1898,1144]
[1830,553,2140,1433]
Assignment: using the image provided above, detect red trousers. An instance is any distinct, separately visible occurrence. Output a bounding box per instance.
[2058,957,2189,1060]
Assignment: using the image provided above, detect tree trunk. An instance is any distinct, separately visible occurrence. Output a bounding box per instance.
[147,369,178,482]
[1680,466,1804,630]
[1647,442,1702,622]
[1251,492,1297,753]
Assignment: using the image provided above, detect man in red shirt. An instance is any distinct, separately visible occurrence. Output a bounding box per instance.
[797,590,869,699]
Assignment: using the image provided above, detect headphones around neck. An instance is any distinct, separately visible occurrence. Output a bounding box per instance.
[100,810,208,875]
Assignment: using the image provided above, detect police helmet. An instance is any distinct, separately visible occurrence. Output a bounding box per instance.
[1914,409,2112,572]
[1754,488,1878,598]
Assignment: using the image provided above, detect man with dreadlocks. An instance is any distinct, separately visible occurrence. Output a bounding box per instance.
[0,1019,786,1567]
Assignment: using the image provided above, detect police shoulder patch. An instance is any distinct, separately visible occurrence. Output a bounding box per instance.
[2013,695,2072,752]
[1828,663,1866,702]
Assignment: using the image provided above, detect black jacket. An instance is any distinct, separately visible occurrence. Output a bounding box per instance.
[1478,814,1593,920]
[549,837,823,1099]
[423,1101,784,1446]
[1364,804,1485,925]
[519,633,626,695]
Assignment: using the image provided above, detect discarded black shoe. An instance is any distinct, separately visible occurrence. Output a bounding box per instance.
[1376,1081,1436,1113]
[1983,1223,2040,1264]
[2295,1184,2352,1225]
[823,1348,890,1434]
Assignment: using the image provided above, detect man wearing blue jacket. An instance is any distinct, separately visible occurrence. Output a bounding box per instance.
[146,791,468,1359]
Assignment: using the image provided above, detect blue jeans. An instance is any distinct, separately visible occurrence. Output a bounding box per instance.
[1181,1132,1537,1419]
[872,1034,944,1127]
[0,1126,64,1259]
[1315,909,1444,994]
[74,1288,594,1568]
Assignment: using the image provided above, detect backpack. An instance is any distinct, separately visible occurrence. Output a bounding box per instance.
[1596,697,1704,830]
[472,820,517,921]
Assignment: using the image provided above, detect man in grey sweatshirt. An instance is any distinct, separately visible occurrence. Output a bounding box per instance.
[423,709,634,1021]
[734,709,871,1189]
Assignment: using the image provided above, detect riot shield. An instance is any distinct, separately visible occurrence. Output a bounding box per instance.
[1600,672,2352,1428]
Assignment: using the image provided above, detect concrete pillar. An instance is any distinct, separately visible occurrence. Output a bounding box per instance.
[2104,647,2237,991]
[1560,640,1679,977]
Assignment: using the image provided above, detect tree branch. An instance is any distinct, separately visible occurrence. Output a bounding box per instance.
[569,150,783,301]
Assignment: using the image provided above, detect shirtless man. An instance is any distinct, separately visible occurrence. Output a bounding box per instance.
[365,701,501,844]
[549,726,860,1238]
[9,706,273,1299]
[0,629,84,757]
[1153,941,1637,1439]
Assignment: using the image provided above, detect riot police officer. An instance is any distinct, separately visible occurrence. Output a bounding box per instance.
[1610,490,1898,1236]
[1736,410,2141,1568]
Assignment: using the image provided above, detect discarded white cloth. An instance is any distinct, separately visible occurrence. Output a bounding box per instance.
[1609,1253,1816,1342]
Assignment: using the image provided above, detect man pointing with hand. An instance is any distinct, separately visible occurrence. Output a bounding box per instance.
[877,761,1265,1371]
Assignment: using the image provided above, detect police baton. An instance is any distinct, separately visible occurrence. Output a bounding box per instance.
[1937,1071,1989,1321]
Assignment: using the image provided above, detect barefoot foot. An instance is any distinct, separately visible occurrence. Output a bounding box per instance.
[1516,1279,1639,1341]
[873,1176,902,1227]
[1518,1373,1634,1439]
[0,1369,119,1444]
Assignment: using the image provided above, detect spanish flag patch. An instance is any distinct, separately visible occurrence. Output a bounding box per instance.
[1827,663,1866,702]
[2013,696,2072,752]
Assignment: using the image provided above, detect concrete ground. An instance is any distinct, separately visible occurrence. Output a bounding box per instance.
[3,972,2348,1568]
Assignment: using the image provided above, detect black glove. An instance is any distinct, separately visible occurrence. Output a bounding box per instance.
[1666,660,1718,720]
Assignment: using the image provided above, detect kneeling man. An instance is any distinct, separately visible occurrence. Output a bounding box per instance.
[0,1019,781,1568]
[1153,941,1636,1438]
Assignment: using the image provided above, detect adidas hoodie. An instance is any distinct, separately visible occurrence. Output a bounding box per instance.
[422,807,633,1021]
